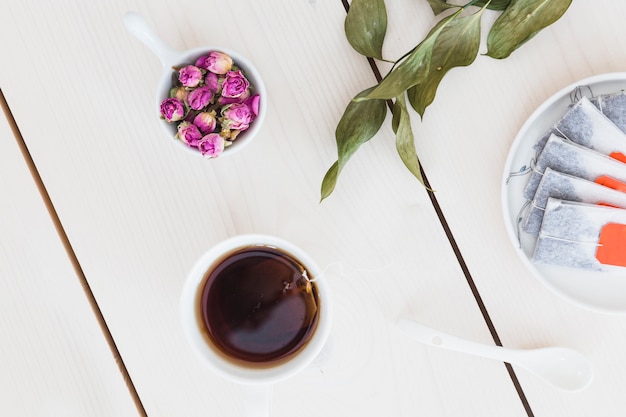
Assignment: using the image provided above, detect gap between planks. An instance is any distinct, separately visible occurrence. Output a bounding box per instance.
[338,1,535,416]
[0,89,148,417]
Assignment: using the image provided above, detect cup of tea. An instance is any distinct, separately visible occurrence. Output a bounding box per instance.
[180,234,332,386]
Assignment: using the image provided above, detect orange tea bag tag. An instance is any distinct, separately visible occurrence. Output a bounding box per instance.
[610,152,626,164]
[595,175,626,193]
[596,223,626,267]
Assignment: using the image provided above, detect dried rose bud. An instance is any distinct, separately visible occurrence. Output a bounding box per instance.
[178,65,204,88]
[204,72,221,94]
[244,94,260,117]
[176,121,203,147]
[221,70,250,98]
[160,98,185,122]
[187,86,213,111]
[197,51,233,75]
[193,112,217,135]
[198,133,225,158]
[221,102,253,131]
[170,86,189,103]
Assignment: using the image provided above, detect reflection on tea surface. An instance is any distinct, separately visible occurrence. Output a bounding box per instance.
[200,246,319,367]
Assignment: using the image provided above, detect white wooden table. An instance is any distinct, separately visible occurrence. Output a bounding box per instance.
[2,1,626,416]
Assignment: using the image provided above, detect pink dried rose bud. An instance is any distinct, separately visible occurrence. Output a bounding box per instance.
[187,86,213,111]
[160,98,185,122]
[178,65,204,88]
[217,90,250,106]
[205,72,221,94]
[193,112,217,135]
[176,122,203,147]
[221,70,250,98]
[198,133,225,158]
[244,94,260,117]
[221,102,253,131]
[197,51,233,75]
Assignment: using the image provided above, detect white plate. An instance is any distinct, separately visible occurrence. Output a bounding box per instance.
[502,72,626,314]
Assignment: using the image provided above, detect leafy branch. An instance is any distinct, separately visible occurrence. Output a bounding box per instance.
[321,0,572,201]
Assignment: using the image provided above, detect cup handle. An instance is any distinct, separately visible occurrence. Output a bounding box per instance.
[123,11,181,68]
[242,384,272,417]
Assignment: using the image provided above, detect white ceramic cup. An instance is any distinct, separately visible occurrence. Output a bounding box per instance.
[123,12,266,157]
[180,234,332,386]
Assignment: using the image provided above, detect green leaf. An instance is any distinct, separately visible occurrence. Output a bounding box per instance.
[427,0,458,15]
[321,161,339,201]
[394,93,424,185]
[486,0,572,59]
[428,0,509,15]
[408,5,485,116]
[345,0,388,60]
[362,11,461,101]
[391,100,401,134]
[320,87,388,201]
[473,0,511,10]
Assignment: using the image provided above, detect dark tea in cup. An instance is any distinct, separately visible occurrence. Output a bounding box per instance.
[199,245,320,367]
[181,234,331,384]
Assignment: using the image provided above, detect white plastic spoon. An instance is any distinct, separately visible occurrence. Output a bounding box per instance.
[397,319,593,391]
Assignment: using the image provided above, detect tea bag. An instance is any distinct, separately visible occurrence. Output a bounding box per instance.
[523,134,626,200]
[523,168,626,235]
[534,96,626,159]
[602,91,626,132]
[533,198,626,271]
[592,91,626,134]
[557,96,626,157]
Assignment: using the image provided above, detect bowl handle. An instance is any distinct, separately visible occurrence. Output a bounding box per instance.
[124,12,181,68]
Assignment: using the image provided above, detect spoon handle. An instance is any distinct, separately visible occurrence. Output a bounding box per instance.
[397,319,518,364]
[123,12,181,68]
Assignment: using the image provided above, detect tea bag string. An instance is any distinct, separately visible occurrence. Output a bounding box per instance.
[506,157,536,185]
[552,126,578,145]
[303,261,392,283]
[570,85,595,104]
[530,201,546,212]
[539,232,602,246]
[302,261,350,283]
[515,199,531,248]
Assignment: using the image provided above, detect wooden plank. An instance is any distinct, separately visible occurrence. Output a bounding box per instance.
[378,2,626,415]
[0,92,140,416]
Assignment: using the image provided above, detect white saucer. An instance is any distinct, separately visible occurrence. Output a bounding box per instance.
[502,72,626,314]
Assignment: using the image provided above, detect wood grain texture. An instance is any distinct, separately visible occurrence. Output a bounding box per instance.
[8,0,625,416]
[378,2,626,416]
[0,93,140,416]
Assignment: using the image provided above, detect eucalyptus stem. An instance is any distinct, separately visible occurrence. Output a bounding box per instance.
[322,0,573,201]
[463,0,485,8]
[386,0,486,77]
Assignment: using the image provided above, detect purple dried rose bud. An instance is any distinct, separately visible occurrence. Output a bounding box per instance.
[217,92,250,107]
[193,112,217,135]
[221,70,250,98]
[187,86,213,111]
[198,133,225,158]
[178,65,204,88]
[244,94,260,117]
[176,121,203,147]
[198,51,233,75]
[221,102,253,131]
[160,98,185,123]
[205,72,221,94]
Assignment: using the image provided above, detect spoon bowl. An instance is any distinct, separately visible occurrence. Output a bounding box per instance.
[397,319,593,392]
[123,12,266,157]
[509,346,593,392]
